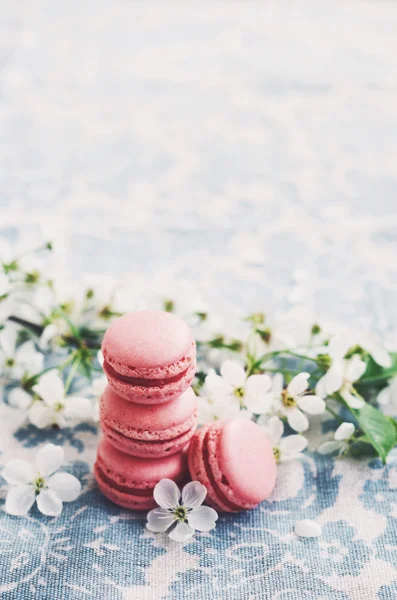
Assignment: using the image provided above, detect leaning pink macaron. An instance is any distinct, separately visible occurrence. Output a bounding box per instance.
[102,311,196,404]
[188,419,277,512]
[100,384,198,458]
[94,438,189,510]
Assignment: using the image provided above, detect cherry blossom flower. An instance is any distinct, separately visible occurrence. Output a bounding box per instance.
[273,372,325,432]
[2,444,81,516]
[316,341,366,409]
[259,415,308,463]
[146,479,218,543]
[0,324,44,379]
[203,360,273,417]
[29,370,92,428]
[318,422,355,456]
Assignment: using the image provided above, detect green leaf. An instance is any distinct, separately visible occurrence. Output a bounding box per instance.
[354,404,396,463]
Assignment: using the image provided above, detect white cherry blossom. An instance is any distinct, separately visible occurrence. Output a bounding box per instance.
[0,324,44,379]
[259,415,308,463]
[2,443,81,516]
[203,360,273,417]
[318,422,355,456]
[146,479,218,543]
[316,346,366,409]
[273,372,325,432]
[30,370,92,428]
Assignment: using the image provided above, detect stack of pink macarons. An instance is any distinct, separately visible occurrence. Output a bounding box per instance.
[94,310,277,513]
[94,310,197,510]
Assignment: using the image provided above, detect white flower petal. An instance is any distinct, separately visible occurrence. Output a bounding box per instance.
[63,397,93,422]
[256,414,270,429]
[32,370,65,406]
[97,349,104,367]
[377,386,391,407]
[181,481,207,509]
[315,376,327,399]
[187,506,218,531]
[295,519,322,538]
[287,373,310,397]
[39,324,59,349]
[344,355,367,383]
[339,388,365,409]
[2,459,35,485]
[370,345,392,369]
[203,370,233,397]
[28,403,54,429]
[297,395,326,415]
[0,324,18,357]
[334,422,355,441]
[36,489,63,516]
[287,408,309,433]
[280,435,308,457]
[265,416,284,446]
[35,444,64,476]
[245,374,272,396]
[168,521,195,543]
[146,508,175,533]
[48,472,81,501]
[323,365,343,395]
[220,360,246,388]
[153,479,180,509]
[16,341,44,373]
[5,485,35,516]
[271,373,284,397]
[328,334,350,361]
[244,392,273,415]
[8,388,33,410]
[318,440,343,455]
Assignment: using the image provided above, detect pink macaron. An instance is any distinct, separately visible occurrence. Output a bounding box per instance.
[102,311,196,404]
[100,384,198,458]
[188,419,277,512]
[94,438,189,510]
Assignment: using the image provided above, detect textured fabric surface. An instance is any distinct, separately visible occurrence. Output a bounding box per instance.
[1,2,397,598]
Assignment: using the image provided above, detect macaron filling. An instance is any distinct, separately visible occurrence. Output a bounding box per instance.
[104,360,191,388]
[95,464,154,497]
[202,429,242,512]
[103,422,196,446]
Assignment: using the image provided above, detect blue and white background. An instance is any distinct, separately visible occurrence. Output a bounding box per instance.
[1,2,397,598]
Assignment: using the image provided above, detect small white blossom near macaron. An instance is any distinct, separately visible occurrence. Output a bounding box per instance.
[318,422,356,456]
[203,361,273,417]
[273,372,325,433]
[295,519,322,538]
[1,444,81,516]
[259,415,308,463]
[146,479,218,543]
[30,370,92,429]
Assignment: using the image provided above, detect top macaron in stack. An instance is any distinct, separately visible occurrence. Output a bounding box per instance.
[94,310,198,510]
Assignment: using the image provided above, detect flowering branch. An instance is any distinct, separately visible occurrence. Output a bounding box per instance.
[1,239,397,462]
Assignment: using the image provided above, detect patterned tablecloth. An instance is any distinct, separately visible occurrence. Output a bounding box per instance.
[1,3,397,599]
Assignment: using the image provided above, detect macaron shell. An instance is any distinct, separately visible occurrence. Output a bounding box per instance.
[94,464,156,510]
[188,420,277,512]
[100,385,198,436]
[102,310,195,376]
[101,418,197,458]
[94,438,189,510]
[188,422,232,512]
[104,360,196,404]
[217,419,277,506]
